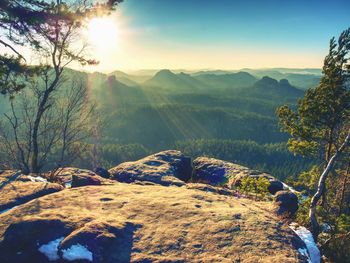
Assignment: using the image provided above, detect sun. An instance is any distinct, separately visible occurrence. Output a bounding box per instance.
[87,17,119,51]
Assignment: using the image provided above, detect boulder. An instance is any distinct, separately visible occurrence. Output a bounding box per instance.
[94,167,110,179]
[193,157,282,195]
[71,174,102,188]
[0,216,138,263]
[0,219,76,262]
[268,180,284,195]
[49,167,105,188]
[193,157,283,195]
[58,220,139,263]
[193,157,252,185]
[275,191,299,216]
[0,171,63,213]
[108,150,192,186]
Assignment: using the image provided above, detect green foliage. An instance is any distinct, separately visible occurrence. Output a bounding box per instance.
[277,29,350,161]
[336,214,350,233]
[295,196,311,226]
[69,143,149,171]
[291,165,320,193]
[277,28,350,262]
[293,163,350,262]
[237,176,270,200]
[98,143,149,168]
[297,197,350,262]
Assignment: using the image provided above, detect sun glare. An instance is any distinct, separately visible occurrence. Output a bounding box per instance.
[87,17,119,51]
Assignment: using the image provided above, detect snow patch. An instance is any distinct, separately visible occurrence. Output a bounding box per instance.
[62,244,93,261]
[27,175,48,183]
[290,223,320,263]
[298,248,310,259]
[38,237,64,261]
[282,182,299,194]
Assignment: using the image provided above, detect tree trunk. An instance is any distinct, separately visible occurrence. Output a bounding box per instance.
[338,161,350,216]
[309,130,350,240]
[31,107,44,173]
[321,132,334,207]
[31,75,60,173]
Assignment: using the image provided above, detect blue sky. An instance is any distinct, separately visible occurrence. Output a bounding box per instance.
[83,0,350,71]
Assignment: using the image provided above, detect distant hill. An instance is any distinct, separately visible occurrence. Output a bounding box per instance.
[143,70,258,91]
[191,70,234,76]
[93,75,147,109]
[241,68,322,76]
[109,70,151,86]
[177,72,206,89]
[108,71,139,86]
[241,68,321,89]
[267,68,322,75]
[283,73,321,89]
[144,69,202,91]
[194,72,257,89]
[243,76,304,100]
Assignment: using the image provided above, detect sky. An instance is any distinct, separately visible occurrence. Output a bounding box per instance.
[6,0,350,73]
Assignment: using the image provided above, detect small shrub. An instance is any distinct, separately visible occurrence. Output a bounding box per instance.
[237,176,270,200]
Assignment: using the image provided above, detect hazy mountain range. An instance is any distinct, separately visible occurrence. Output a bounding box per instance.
[0,67,317,178]
[108,67,321,90]
[109,68,322,89]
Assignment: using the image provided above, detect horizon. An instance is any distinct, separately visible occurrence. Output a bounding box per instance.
[80,67,323,76]
[74,0,349,73]
[2,0,348,73]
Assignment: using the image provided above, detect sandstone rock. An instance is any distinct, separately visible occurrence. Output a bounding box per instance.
[268,180,284,195]
[186,183,233,196]
[275,190,299,216]
[193,157,251,185]
[71,174,102,188]
[94,167,110,179]
[58,220,139,263]
[0,171,63,213]
[109,150,192,186]
[0,216,139,263]
[0,183,309,262]
[0,219,75,262]
[193,157,283,195]
[50,167,105,188]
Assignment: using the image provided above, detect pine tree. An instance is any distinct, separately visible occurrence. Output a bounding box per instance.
[277,28,350,239]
